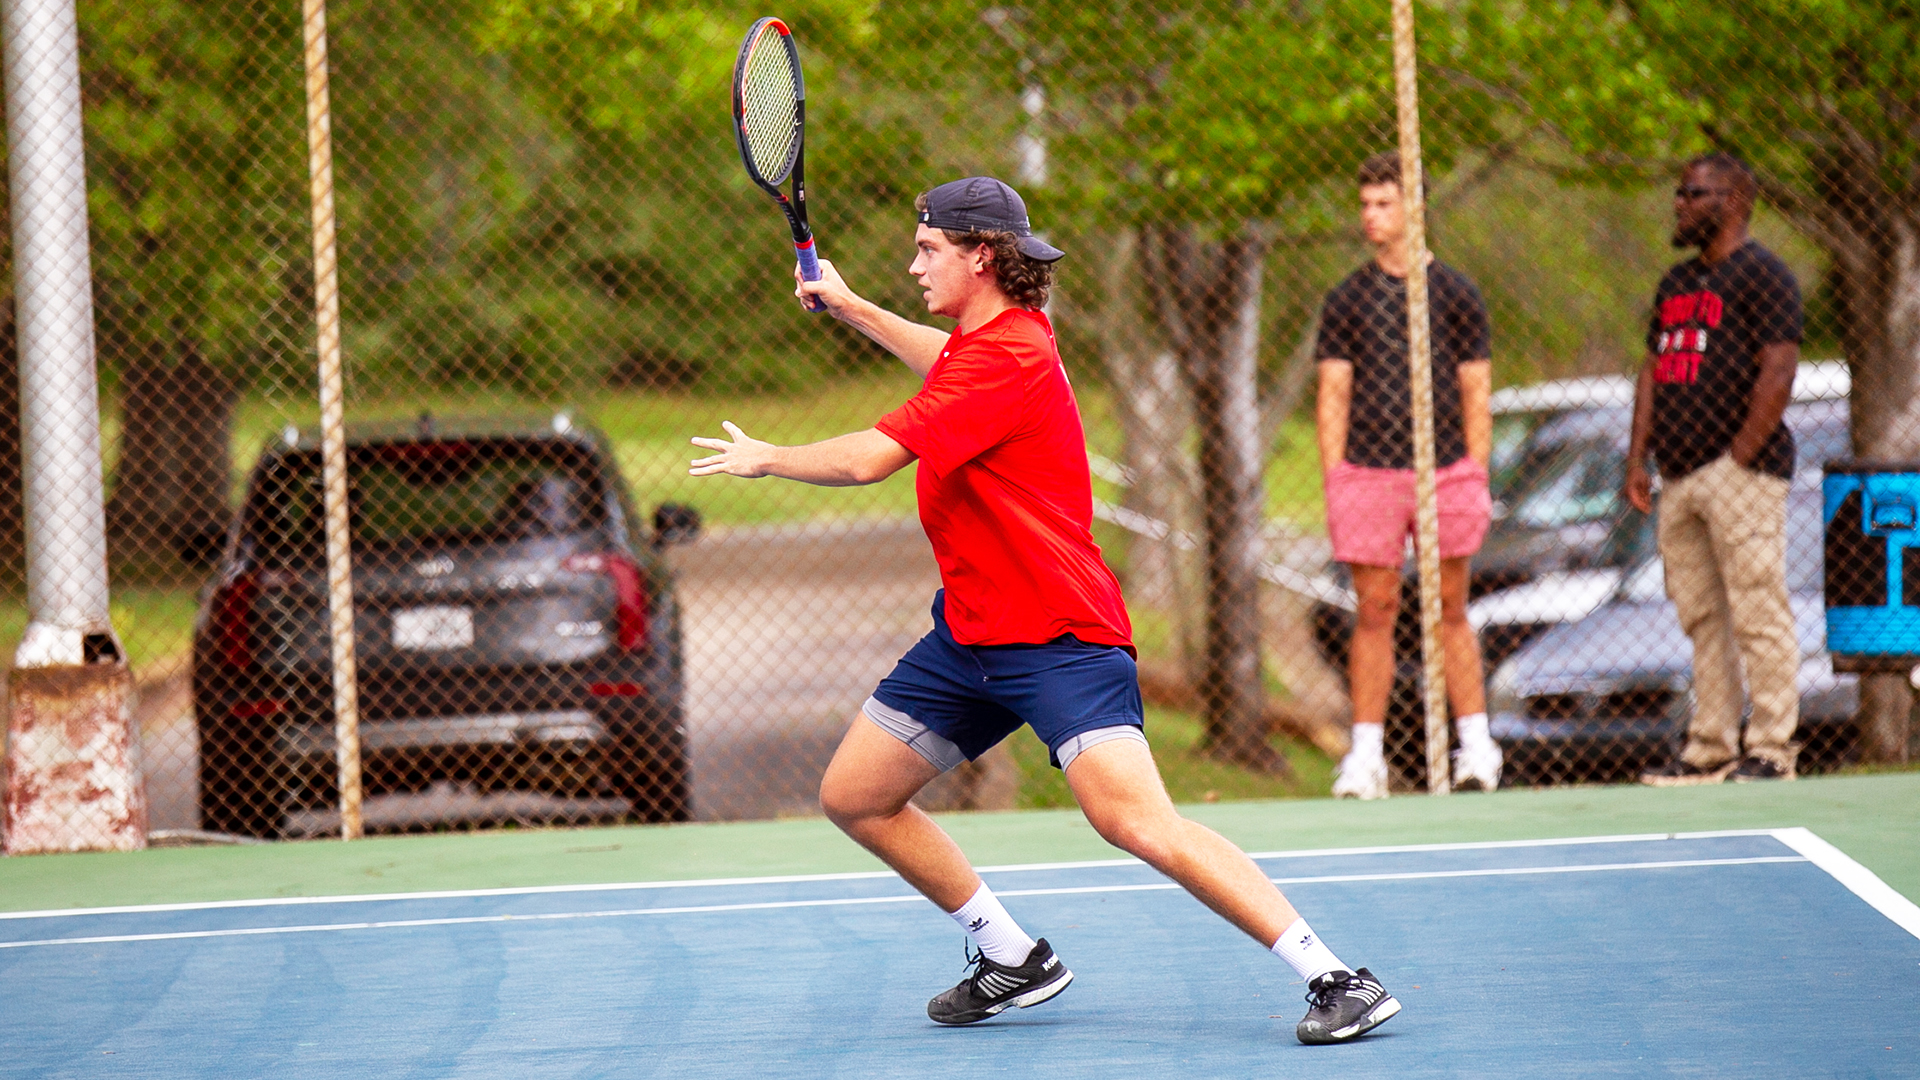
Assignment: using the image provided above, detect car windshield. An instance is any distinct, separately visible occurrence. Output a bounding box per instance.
[1500,399,1848,533]
[249,439,606,564]
[1497,406,1630,529]
[1488,412,1543,498]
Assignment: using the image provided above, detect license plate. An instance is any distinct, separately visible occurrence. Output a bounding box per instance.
[391,606,474,651]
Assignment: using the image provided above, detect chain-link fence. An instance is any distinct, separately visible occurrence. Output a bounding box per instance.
[2,0,1917,845]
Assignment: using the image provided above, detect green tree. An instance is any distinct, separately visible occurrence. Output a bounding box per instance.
[79,0,306,561]
[1011,0,1498,769]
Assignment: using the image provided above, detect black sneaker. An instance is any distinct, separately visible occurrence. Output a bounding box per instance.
[1728,755,1795,782]
[1296,968,1400,1045]
[927,939,1073,1026]
[1639,758,1735,787]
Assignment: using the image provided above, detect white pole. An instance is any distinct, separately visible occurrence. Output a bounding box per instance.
[1391,0,1450,795]
[302,0,363,839]
[4,0,112,667]
[2,0,144,855]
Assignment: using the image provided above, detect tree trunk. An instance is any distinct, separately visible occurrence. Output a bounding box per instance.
[1821,158,1920,765]
[1143,223,1288,774]
[106,336,238,569]
[1087,228,1201,661]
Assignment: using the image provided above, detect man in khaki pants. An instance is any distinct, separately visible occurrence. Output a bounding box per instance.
[1625,153,1803,784]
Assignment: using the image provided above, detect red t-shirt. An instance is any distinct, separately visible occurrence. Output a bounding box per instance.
[876,308,1132,649]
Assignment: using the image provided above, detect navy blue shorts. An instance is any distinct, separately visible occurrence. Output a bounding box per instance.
[871,591,1145,769]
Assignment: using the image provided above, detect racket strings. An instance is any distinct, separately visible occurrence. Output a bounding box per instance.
[739,36,801,183]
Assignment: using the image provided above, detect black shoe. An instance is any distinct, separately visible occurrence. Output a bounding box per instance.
[1297,967,1401,1044]
[927,939,1073,1026]
[1640,758,1735,787]
[1728,755,1795,782]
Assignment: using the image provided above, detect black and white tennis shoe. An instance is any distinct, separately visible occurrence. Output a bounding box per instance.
[926,939,1073,1025]
[1295,967,1400,1044]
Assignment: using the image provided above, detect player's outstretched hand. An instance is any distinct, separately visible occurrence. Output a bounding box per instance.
[691,421,778,479]
[796,257,856,316]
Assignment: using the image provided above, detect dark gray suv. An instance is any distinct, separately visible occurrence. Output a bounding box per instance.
[193,416,698,837]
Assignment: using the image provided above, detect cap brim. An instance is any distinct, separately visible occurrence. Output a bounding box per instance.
[1016,235,1065,263]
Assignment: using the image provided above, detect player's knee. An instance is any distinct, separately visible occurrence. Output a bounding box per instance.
[818,772,877,830]
[1086,803,1178,864]
[1354,596,1398,633]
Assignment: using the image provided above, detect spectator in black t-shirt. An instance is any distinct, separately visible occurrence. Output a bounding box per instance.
[1627,153,1804,786]
[1314,152,1499,800]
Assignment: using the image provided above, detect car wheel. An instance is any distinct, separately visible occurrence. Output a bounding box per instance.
[608,709,691,823]
[196,699,280,838]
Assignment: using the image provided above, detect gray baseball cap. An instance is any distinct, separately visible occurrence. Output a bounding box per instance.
[917,177,1065,263]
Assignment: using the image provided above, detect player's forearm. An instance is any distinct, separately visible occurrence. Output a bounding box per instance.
[1459,360,1492,468]
[1730,342,1798,465]
[835,296,947,377]
[1315,364,1351,473]
[766,430,914,487]
[1626,359,1656,467]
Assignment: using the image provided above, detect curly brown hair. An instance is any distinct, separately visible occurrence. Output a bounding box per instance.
[913,192,1054,309]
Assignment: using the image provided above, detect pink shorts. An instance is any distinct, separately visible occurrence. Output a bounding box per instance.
[1324,457,1492,568]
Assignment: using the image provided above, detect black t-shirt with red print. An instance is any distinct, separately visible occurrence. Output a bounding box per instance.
[1645,240,1802,480]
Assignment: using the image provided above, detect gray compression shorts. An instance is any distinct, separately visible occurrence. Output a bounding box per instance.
[861,696,1148,774]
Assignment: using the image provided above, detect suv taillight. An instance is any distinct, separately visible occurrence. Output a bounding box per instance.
[562,552,649,650]
[208,572,260,668]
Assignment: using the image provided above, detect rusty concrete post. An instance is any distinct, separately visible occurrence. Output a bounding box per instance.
[1,0,142,853]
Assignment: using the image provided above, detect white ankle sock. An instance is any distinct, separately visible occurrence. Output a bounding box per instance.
[949,883,1039,966]
[1456,712,1492,750]
[1347,723,1384,763]
[1271,917,1349,983]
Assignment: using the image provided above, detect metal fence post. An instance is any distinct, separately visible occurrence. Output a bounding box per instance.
[1391,0,1450,795]
[1,0,143,852]
[303,0,362,840]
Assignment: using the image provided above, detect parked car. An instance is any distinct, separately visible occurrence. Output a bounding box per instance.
[1488,485,1859,781]
[194,415,699,837]
[1309,363,1849,788]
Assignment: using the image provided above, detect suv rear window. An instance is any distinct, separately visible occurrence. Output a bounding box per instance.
[249,439,607,563]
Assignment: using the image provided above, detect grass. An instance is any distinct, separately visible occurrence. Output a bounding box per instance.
[1004,703,1335,809]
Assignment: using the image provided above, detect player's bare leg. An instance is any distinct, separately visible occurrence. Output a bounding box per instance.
[818,717,978,910]
[1441,554,1503,790]
[1063,738,1298,943]
[1066,737,1400,1042]
[1336,563,1400,799]
[820,717,1073,1024]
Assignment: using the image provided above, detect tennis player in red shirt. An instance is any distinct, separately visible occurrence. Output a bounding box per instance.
[691,177,1397,1044]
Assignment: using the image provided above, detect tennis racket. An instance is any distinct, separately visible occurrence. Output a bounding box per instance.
[732,17,823,313]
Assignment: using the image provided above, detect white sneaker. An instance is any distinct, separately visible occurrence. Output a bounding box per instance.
[1332,754,1389,800]
[1452,740,1503,792]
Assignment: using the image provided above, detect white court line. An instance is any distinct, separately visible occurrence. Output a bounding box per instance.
[0,829,1781,923]
[1770,827,1920,942]
[0,855,1805,951]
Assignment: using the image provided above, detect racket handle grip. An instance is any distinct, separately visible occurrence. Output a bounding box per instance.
[795,238,825,314]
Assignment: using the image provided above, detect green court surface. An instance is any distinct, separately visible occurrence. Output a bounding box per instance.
[3,771,1915,913]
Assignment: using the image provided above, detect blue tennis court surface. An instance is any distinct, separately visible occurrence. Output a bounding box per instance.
[4,829,1915,1078]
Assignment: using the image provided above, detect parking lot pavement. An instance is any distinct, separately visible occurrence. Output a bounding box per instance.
[670,519,945,821]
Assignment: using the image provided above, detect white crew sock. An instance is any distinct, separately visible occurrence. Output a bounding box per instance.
[1455,711,1493,750]
[949,883,1039,966]
[1347,722,1384,764]
[1270,917,1349,983]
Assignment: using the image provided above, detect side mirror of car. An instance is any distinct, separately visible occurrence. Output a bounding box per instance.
[653,502,702,547]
